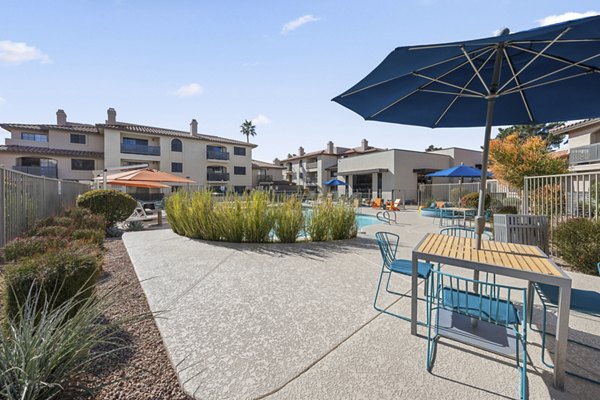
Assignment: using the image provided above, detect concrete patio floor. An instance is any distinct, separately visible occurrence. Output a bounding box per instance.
[123,209,600,399]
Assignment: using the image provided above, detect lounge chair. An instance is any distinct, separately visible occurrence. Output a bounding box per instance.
[371,198,382,209]
[127,202,154,222]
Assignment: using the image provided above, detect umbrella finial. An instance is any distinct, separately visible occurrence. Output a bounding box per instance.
[495,27,510,36]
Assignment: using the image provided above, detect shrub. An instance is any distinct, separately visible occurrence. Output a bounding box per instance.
[65,207,107,230]
[552,218,600,275]
[460,192,491,210]
[124,220,145,232]
[273,196,304,243]
[496,206,518,214]
[502,196,521,209]
[215,195,245,242]
[0,286,132,400]
[35,225,70,238]
[306,202,331,242]
[2,236,68,262]
[71,229,104,246]
[243,191,275,243]
[105,225,124,238]
[52,216,76,227]
[3,246,101,321]
[330,202,357,240]
[76,189,137,226]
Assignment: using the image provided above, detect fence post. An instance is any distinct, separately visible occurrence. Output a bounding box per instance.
[0,167,5,247]
[522,179,528,214]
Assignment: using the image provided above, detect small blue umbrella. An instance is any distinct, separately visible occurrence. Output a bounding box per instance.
[333,16,600,246]
[323,178,349,186]
[426,163,492,178]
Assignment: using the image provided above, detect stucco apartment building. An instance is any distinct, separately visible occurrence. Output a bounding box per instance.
[0,109,255,195]
[550,119,600,173]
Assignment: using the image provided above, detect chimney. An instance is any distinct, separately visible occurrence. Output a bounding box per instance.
[273,157,280,165]
[326,141,334,154]
[56,109,67,126]
[361,139,368,151]
[190,119,198,136]
[298,146,305,156]
[106,108,117,124]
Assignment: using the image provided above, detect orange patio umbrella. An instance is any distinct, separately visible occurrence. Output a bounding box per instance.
[107,179,170,189]
[105,168,195,184]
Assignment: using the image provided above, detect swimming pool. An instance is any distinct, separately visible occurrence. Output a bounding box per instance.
[355,214,383,231]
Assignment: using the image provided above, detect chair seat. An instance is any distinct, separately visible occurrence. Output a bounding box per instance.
[442,287,520,325]
[389,259,432,279]
[535,283,600,315]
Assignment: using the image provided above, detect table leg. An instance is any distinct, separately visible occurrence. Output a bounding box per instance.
[411,254,418,335]
[554,283,571,390]
[527,281,534,317]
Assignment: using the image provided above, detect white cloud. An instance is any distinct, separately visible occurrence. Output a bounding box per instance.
[252,114,272,126]
[0,40,50,65]
[0,96,6,105]
[537,11,599,26]
[281,15,320,35]
[173,83,203,97]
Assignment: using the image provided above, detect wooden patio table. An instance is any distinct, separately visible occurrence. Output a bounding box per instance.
[411,233,572,390]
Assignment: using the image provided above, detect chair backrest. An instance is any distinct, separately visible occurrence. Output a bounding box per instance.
[598,262,600,276]
[375,232,399,270]
[372,198,382,207]
[439,227,491,240]
[429,269,527,328]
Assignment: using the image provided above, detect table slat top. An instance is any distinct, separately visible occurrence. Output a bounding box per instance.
[416,233,562,277]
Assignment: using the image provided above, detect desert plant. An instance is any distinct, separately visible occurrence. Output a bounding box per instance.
[496,206,518,214]
[459,192,491,210]
[552,218,600,275]
[34,225,70,238]
[329,202,357,240]
[273,196,304,243]
[215,194,245,242]
[2,236,68,262]
[124,220,145,232]
[306,202,331,242]
[65,207,107,230]
[71,229,104,246]
[76,190,137,226]
[3,246,101,321]
[105,225,124,238]
[243,191,275,243]
[0,286,131,400]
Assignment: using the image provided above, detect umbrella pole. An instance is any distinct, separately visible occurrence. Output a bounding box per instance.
[475,44,504,250]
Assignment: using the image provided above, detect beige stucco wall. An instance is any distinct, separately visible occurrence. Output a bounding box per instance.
[252,166,284,187]
[429,148,483,167]
[6,128,104,152]
[0,151,103,181]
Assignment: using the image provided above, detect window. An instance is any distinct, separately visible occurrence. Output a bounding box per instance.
[234,166,246,175]
[70,133,86,144]
[234,186,246,194]
[233,146,246,156]
[171,139,182,152]
[71,159,94,170]
[171,162,183,173]
[21,132,48,142]
[123,137,148,146]
[207,145,225,153]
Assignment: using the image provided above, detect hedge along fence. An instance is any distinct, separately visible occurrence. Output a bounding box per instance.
[166,190,357,243]
[0,166,89,247]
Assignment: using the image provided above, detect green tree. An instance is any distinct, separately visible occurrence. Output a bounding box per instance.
[495,122,565,149]
[425,144,442,152]
[240,119,256,143]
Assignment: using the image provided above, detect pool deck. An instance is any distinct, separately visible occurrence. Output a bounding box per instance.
[123,208,600,399]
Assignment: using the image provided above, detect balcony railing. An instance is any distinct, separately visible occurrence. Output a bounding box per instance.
[306,161,318,169]
[570,143,600,165]
[12,165,58,179]
[207,150,230,161]
[121,142,160,156]
[257,175,273,183]
[207,172,230,182]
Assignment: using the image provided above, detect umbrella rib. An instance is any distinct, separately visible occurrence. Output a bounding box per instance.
[508,44,600,73]
[502,47,534,122]
[500,51,600,95]
[460,46,492,95]
[411,73,486,96]
[434,48,497,127]
[502,70,594,95]
[340,46,492,98]
[497,27,571,92]
[419,89,483,98]
[510,38,600,44]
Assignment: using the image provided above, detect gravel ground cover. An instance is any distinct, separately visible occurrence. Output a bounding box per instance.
[86,237,191,400]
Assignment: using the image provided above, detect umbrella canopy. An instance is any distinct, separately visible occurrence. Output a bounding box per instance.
[324,178,349,186]
[107,180,170,189]
[333,16,600,246]
[426,163,492,178]
[106,168,195,184]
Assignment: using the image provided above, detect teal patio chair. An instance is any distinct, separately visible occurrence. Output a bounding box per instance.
[374,232,433,325]
[529,262,600,385]
[426,269,528,399]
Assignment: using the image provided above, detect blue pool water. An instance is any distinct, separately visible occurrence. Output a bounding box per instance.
[355,214,382,231]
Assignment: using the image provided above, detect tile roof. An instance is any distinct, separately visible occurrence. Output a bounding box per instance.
[0,145,104,158]
[0,123,99,133]
[98,123,256,147]
[252,160,285,169]
[284,146,384,161]
[549,119,600,135]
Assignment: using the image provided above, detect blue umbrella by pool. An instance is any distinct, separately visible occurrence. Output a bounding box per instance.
[323,178,349,186]
[426,163,492,179]
[333,15,600,247]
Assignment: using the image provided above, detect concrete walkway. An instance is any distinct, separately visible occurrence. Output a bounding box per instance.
[123,209,600,399]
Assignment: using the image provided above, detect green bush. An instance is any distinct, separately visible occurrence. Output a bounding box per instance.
[459,192,491,210]
[2,236,68,262]
[215,194,245,242]
[273,196,304,243]
[76,189,137,226]
[306,202,331,242]
[35,225,70,238]
[71,229,104,246]
[65,207,107,230]
[242,191,275,243]
[3,246,101,321]
[124,220,145,232]
[330,202,357,240]
[502,197,521,208]
[496,206,518,214]
[552,218,600,275]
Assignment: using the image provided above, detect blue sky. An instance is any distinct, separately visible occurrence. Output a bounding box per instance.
[0,1,598,162]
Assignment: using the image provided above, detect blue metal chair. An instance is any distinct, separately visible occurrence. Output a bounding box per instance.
[529,262,600,385]
[426,269,528,399]
[374,232,433,325]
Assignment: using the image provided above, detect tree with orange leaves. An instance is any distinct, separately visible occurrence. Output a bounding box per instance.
[488,133,568,190]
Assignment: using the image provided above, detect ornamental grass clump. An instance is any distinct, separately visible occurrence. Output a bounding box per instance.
[330,202,357,240]
[243,191,275,243]
[215,194,245,242]
[273,196,304,243]
[306,202,332,242]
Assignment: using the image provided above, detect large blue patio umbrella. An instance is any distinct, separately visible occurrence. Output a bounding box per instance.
[324,178,349,186]
[427,163,493,202]
[333,15,600,247]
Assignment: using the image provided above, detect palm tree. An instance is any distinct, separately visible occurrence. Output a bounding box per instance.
[240,120,256,143]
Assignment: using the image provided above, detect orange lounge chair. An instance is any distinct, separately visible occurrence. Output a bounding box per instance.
[371,198,382,208]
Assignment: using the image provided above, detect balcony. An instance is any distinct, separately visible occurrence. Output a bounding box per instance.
[121,142,160,156]
[257,175,273,183]
[207,172,230,182]
[13,165,58,178]
[207,150,230,161]
[306,161,318,169]
[570,143,600,165]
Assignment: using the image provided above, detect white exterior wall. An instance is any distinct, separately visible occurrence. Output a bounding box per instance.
[429,148,483,167]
